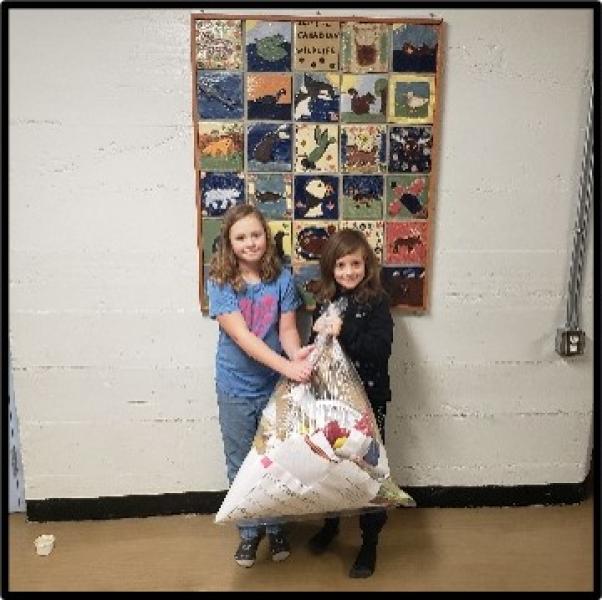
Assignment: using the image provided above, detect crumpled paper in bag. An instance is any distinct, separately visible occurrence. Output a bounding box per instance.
[215,299,415,526]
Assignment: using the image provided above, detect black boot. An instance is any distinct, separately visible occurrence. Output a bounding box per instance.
[349,541,377,578]
[308,518,339,554]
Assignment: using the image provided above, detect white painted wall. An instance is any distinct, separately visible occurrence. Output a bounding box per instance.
[9,8,594,500]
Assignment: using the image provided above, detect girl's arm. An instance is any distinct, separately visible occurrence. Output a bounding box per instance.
[338,296,394,362]
[217,311,312,382]
[279,310,313,360]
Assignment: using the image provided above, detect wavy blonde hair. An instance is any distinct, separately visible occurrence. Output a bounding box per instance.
[315,228,384,305]
[208,204,281,292]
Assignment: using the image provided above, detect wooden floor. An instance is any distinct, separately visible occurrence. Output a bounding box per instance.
[9,495,593,592]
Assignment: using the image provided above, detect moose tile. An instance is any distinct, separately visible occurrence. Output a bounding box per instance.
[381,266,425,308]
[384,221,428,265]
[341,175,384,220]
[197,71,244,119]
[248,174,293,219]
[294,20,341,71]
[386,174,429,220]
[200,172,245,217]
[340,74,387,122]
[389,126,432,173]
[392,24,438,73]
[295,124,339,173]
[341,22,389,73]
[293,220,339,262]
[340,220,384,260]
[247,123,292,172]
[195,19,243,70]
[268,220,293,265]
[246,20,292,71]
[294,175,339,219]
[293,72,340,122]
[388,74,436,124]
[197,122,243,171]
[247,74,292,120]
[340,124,386,173]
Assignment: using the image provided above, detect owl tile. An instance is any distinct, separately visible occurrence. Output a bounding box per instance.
[341,22,389,73]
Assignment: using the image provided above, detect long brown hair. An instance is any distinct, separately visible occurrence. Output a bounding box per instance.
[208,204,281,292]
[315,228,384,304]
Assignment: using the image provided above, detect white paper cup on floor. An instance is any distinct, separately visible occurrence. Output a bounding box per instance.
[34,534,55,556]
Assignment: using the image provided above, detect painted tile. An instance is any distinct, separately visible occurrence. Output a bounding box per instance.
[392,24,438,73]
[200,172,245,217]
[202,217,224,263]
[341,175,384,220]
[384,221,428,265]
[340,74,387,123]
[293,263,322,311]
[294,175,339,219]
[248,174,293,219]
[268,220,293,265]
[381,266,425,308]
[295,124,339,173]
[386,174,429,220]
[196,19,243,70]
[197,122,243,171]
[389,126,432,173]
[247,74,292,120]
[340,124,386,173]
[246,20,292,71]
[293,72,340,122]
[294,20,341,71]
[388,74,435,124]
[341,22,389,73]
[340,220,384,260]
[247,123,292,172]
[197,71,244,119]
[293,220,339,262]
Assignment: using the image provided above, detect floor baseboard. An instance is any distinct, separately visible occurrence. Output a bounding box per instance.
[25,482,588,522]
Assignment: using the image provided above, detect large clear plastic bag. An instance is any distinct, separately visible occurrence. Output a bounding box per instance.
[215,299,415,526]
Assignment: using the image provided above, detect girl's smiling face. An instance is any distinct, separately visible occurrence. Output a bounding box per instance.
[334,248,366,291]
[229,214,267,266]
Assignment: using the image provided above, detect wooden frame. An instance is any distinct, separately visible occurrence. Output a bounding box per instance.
[192,13,444,313]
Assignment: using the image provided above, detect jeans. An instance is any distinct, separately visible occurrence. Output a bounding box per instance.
[216,386,284,540]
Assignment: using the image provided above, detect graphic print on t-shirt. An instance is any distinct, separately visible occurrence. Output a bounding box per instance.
[239,294,278,338]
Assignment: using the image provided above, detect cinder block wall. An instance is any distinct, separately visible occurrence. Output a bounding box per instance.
[9,8,593,501]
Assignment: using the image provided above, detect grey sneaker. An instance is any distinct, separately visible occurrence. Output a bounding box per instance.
[268,532,290,562]
[234,536,262,568]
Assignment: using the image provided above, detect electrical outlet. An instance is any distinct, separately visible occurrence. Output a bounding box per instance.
[555,328,585,357]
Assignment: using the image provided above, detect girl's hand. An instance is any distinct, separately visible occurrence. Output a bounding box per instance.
[294,344,314,361]
[284,358,313,383]
[313,315,342,337]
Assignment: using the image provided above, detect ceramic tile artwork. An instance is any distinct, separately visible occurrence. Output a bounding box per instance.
[388,74,435,124]
[246,21,292,72]
[202,217,224,263]
[384,221,428,265]
[294,124,339,173]
[248,174,293,219]
[342,175,384,220]
[340,124,386,173]
[341,22,389,73]
[268,220,293,265]
[194,15,442,311]
[294,174,339,219]
[293,72,340,122]
[386,174,429,219]
[198,122,244,171]
[340,220,384,260]
[196,19,243,70]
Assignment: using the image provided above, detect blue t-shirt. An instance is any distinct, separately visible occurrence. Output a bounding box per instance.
[207,268,302,399]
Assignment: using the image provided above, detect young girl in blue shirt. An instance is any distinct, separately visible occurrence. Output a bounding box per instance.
[207,204,313,568]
